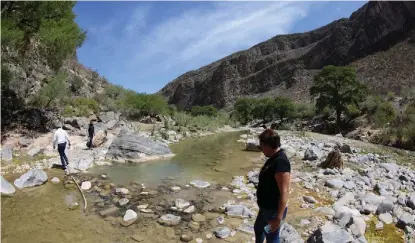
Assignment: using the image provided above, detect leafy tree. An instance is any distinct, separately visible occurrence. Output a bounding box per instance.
[274,97,295,122]
[191,105,218,117]
[233,98,256,125]
[35,71,68,108]
[1,1,86,70]
[310,65,367,130]
[252,98,276,122]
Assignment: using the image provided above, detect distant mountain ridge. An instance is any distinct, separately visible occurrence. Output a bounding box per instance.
[158,1,415,109]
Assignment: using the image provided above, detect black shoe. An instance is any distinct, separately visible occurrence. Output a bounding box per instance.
[62,167,67,170]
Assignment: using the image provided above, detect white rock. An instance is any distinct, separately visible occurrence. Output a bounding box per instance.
[119,198,129,206]
[195,238,203,243]
[184,205,195,214]
[190,180,210,188]
[171,186,181,192]
[175,198,190,209]
[51,177,60,184]
[81,181,91,190]
[123,209,137,222]
[1,176,15,196]
[137,204,148,210]
[14,169,48,188]
[115,188,129,195]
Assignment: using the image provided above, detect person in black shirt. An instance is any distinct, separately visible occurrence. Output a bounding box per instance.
[87,120,95,149]
[254,129,291,243]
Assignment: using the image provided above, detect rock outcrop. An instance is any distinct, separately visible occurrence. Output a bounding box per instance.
[105,132,173,162]
[159,2,415,109]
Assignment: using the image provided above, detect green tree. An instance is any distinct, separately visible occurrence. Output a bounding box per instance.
[310,65,367,130]
[191,105,218,117]
[274,97,295,122]
[233,98,256,125]
[35,71,68,108]
[252,98,276,122]
[1,1,86,70]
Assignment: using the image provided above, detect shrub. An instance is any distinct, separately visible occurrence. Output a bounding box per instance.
[63,97,99,117]
[294,103,316,119]
[372,102,396,128]
[190,105,218,117]
[34,71,68,108]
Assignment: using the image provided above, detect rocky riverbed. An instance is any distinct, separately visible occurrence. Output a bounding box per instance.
[1,127,415,243]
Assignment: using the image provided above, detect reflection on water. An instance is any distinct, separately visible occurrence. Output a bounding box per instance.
[89,131,258,186]
[1,131,259,243]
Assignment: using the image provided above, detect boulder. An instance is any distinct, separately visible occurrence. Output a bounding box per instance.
[376,200,394,215]
[214,227,231,239]
[280,223,305,243]
[307,222,353,243]
[325,179,344,189]
[99,111,120,123]
[106,133,172,162]
[92,123,107,147]
[245,139,261,152]
[27,147,42,157]
[64,117,88,129]
[396,213,415,229]
[340,144,352,153]
[14,169,48,188]
[406,194,415,210]
[71,156,94,172]
[19,137,32,148]
[158,214,181,226]
[1,176,16,196]
[378,213,393,224]
[303,146,323,161]
[1,146,13,165]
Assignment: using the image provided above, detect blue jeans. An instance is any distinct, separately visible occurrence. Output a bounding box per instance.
[254,207,288,243]
[58,142,69,168]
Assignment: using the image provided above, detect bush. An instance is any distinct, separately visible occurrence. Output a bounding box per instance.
[363,96,395,128]
[346,103,360,119]
[190,105,218,117]
[63,97,99,117]
[33,71,68,108]
[294,103,316,119]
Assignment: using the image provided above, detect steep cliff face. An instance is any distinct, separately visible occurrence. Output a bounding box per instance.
[159,1,415,109]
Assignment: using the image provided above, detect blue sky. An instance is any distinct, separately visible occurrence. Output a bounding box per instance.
[74,1,367,94]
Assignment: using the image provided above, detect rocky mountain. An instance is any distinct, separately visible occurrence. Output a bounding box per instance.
[159,1,415,109]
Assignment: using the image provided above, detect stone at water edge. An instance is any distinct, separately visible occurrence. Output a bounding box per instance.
[115,188,129,195]
[137,204,148,210]
[225,204,254,218]
[81,181,91,190]
[14,169,48,189]
[217,215,225,224]
[123,209,138,222]
[51,177,60,184]
[184,205,195,214]
[191,214,206,222]
[214,227,231,239]
[99,207,119,216]
[246,138,261,152]
[180,234,193,242]
[189,180,210,188]
[175,198,190,209]
[171,186,181,192]
[1,176,16,196]
[119,198,129,206]
[158,214,181,226]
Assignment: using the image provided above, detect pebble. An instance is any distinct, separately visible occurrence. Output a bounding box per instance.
[81,181,91,190]
[119,198,129,206]
[184,205,195,214]
[171,186,181,192]
[180,234,193,242]
[51,177,60,184]
[137,204,148,210]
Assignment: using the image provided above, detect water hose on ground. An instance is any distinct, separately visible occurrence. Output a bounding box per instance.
[69,174,87,212]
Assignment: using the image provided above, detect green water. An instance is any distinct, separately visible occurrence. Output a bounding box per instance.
[89,131,258,186]
[1,131,260,243]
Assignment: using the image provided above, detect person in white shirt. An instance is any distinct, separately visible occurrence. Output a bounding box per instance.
[53,124,71,170]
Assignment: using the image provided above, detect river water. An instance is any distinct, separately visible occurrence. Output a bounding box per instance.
[1,131,261,243]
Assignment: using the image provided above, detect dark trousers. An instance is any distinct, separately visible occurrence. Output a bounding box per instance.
[58,142,69,168]
[88,135,93,148]
[254,207,288,243]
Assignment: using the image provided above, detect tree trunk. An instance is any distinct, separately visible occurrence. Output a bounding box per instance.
[336,109,342,132]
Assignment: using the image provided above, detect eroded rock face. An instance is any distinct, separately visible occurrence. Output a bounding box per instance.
[105,133,172,162]
[158,2,415,109]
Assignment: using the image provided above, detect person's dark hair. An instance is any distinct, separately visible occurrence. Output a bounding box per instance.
[258,129,281,149]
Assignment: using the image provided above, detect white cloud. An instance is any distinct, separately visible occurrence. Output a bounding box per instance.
[86,1,312,92]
